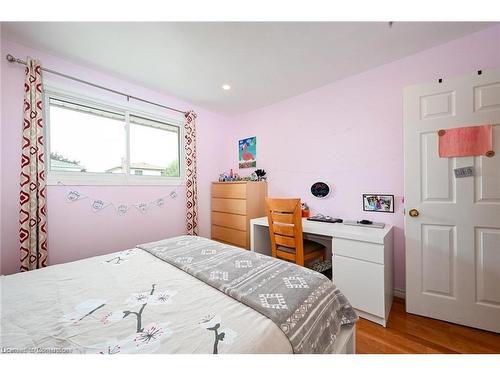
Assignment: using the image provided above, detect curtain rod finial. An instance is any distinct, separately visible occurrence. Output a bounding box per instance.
[6,54,16,63]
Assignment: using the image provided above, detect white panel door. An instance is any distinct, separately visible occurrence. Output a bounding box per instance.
[404,67,500,333]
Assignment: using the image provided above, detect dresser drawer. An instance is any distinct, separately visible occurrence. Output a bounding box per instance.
[212,225,247,248]
[212,183,247,199]
[333,237,384,264]
[212,198,247,215]
[211,212,247,231]
[334,254,384,317]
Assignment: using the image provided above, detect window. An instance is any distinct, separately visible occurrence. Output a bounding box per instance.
[45,89,182,185]
[49,99,126,175]
[129,115,180,178]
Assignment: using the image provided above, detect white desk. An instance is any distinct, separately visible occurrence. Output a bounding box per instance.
[250,217,394,326]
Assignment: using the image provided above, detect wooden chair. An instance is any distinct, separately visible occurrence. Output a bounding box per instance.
[265,198,326,267]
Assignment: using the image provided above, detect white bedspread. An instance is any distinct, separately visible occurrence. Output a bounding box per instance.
[1,246,292,354]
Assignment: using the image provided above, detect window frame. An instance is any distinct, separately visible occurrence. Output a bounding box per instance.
[44,84,185,186]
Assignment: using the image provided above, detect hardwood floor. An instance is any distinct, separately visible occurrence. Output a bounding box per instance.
[355,298,500,354]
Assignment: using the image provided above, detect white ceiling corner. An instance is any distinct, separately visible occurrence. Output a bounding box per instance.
[2,22,496,115]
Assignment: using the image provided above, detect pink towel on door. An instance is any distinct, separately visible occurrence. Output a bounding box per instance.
[438,124,493,157]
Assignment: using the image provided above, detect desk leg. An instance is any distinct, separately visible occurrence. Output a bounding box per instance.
[251,224,272,256]
[250,223,255,251]
[331,237,335,283]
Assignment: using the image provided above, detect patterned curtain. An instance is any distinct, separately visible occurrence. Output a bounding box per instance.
[184,111,198,235]
[19,57,48,271]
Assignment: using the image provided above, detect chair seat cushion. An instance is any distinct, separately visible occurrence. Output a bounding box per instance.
[277,239,324,254]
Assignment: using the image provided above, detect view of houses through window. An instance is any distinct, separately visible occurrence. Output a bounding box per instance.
[48,96,181,181]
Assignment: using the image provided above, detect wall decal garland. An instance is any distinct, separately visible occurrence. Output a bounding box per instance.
[58,182,182,215]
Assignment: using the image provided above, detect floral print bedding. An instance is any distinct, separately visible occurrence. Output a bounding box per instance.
[0,236,355,354]
[1,247,287,354]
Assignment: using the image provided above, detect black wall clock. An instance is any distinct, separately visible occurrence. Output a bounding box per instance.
[310,182,331,198]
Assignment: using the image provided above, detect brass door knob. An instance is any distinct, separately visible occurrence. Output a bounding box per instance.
[409,209,419,217]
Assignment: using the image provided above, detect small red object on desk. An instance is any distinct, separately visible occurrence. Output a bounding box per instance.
[301,202,310,217]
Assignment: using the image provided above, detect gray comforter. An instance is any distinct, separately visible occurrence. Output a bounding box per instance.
[138,236,357,354]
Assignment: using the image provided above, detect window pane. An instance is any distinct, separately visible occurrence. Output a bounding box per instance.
[49,99,126,174]
[129,115,180,177]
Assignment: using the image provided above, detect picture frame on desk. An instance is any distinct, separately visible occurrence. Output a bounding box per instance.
[363,194,394,213]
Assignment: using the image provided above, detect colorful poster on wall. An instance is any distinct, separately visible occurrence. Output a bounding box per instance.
[239,136,257,168]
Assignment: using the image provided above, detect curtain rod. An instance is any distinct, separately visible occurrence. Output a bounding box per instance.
[5,53,188,116]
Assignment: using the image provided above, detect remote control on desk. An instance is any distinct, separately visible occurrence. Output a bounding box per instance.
[357,219,373,225]
[307,214,343,223]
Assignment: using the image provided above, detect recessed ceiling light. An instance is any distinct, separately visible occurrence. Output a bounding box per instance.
[222,84,231,91]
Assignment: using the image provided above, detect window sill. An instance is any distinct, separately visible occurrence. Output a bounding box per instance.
[47,172,184,186]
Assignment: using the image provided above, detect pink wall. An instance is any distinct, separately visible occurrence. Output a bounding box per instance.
[224,25,500,292]
[2,26,499,289]
[0,38,232,275]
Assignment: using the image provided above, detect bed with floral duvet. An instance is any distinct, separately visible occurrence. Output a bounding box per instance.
[0,236,357,354]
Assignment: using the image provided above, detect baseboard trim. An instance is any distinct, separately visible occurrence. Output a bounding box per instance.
[394,288,406,300]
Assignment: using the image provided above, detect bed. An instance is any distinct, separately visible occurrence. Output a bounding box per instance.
[0,236,357,354]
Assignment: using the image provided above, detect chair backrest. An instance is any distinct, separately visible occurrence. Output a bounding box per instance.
[265,198,305,265]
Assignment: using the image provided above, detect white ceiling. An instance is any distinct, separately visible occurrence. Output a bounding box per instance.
[2,22,496,115]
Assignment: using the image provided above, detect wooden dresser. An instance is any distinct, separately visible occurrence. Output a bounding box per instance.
[211,181,267,249]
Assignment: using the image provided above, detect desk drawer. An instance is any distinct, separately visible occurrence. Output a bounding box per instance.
[212,225,247,248]
[212,212,246,231]
[334,254,384,317]
[333,237,384,264]
[212,198,247,215]
[212,183,247,199]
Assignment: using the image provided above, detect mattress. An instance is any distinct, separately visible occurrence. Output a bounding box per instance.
[0,236,356,354]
